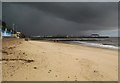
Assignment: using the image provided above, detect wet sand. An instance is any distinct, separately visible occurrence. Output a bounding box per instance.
[2,38,118,81]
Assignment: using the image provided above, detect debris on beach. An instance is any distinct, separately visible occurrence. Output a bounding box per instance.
[33,67,37,69]
[2,50,8,55]
[1,58,34,63]
[25,38,29,41]
[23,52,25,54]
[48,70,52,73]
[93,70,98,73]
[55,75,58,77]
[8,46,16,49]
[26,60,34,63]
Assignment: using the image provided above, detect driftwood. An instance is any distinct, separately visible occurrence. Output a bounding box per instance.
[25,38,29,41]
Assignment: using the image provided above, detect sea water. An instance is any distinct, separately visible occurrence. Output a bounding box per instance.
[65,37,119,50]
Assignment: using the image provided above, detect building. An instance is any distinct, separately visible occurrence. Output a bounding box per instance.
[16,32,25,38]
[1,28,17,37]
[1,21,25,38]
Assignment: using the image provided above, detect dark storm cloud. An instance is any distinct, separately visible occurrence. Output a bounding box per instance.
[28,3,118,26]
[2,2,118,36]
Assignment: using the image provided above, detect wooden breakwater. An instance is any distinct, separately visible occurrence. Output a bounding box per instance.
[30,36,109,42]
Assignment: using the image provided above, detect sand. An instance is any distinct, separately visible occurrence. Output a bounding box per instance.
[1,38,118,81]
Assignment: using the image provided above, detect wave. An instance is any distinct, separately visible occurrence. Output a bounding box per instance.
[72,41,119,50]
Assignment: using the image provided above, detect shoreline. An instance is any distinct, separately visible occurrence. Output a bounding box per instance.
[31,40,119,51]
[64,41,119,51]
[2,38,118,81]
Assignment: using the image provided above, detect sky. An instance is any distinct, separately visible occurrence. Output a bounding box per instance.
[2,2,118,37]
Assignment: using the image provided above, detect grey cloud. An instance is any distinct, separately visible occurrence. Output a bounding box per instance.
[2,2,118,36]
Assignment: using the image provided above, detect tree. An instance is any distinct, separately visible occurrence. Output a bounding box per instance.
[2,21,7,31]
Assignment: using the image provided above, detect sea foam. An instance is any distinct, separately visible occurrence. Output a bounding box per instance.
[72,41,119,50]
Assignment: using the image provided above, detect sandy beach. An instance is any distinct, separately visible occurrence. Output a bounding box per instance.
[1,38,118,81]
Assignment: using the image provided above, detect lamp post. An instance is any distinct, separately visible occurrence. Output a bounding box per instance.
[12,23,15,37]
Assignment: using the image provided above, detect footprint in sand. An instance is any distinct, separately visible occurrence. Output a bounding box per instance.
[26,77,27,80]
[74,75,77,80]
[75,80,77,81]
[10,74,13,76]
[76,58,78,60]
[42,52,46,53]
[78,58,104,80]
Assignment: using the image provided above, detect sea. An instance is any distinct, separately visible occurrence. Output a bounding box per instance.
[63,37,119,50]
[30,37,120,50]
